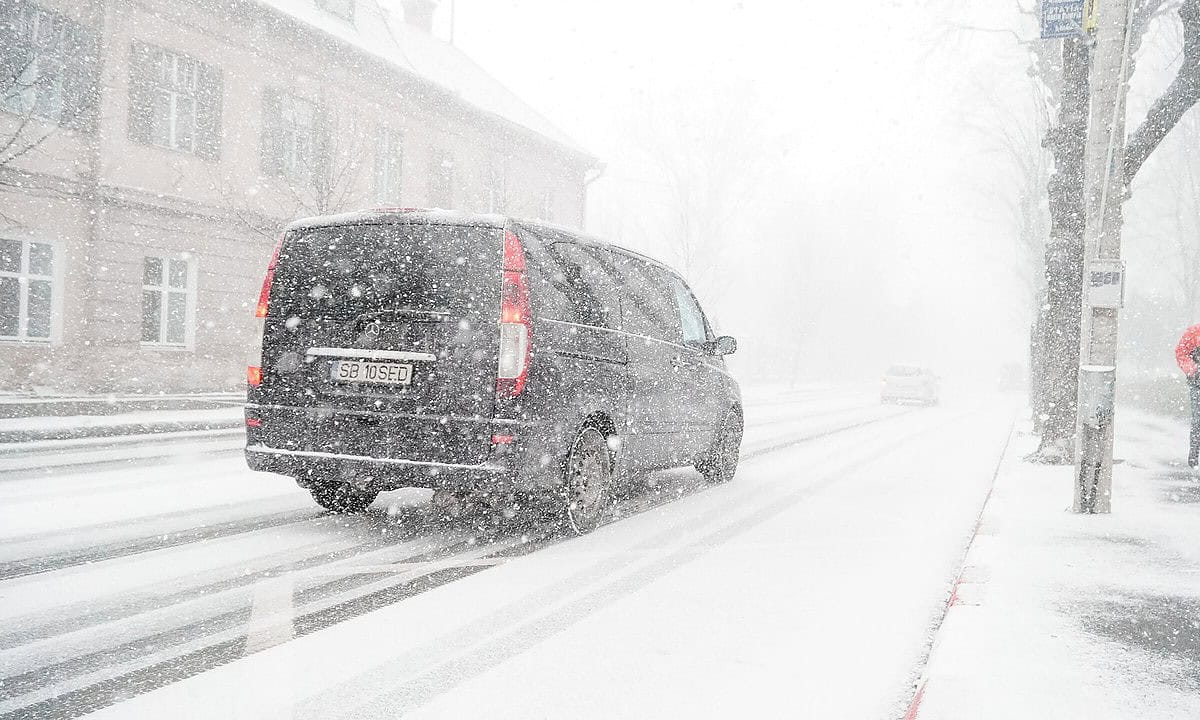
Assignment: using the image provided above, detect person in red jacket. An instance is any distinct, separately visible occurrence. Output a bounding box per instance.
[1175,323,1200,466]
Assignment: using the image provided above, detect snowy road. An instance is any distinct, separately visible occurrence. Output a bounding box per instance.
[0,386,1016,719]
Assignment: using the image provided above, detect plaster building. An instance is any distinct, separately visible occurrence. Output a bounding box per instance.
[0,0,594,393]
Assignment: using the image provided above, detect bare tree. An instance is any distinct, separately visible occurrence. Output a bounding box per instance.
[1024,0,1199,461]
[0,57,58,180]
[1,27,101,200]
[630,82,774,296]
[217,107,372,239]
[1124,0,1200,183]
[1029,33,1090,461]
[958,82,1054,305]
[933,0,1196,459]
[1134,104,1200,315]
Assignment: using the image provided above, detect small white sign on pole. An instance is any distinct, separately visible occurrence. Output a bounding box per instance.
[1087,259,1125,308]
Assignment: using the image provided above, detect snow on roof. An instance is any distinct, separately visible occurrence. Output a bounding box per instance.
[252,0,593,162]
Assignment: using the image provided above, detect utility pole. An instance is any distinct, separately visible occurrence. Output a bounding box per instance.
[1074,0,1135,513]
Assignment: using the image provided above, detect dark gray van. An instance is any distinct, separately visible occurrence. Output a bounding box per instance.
[245,210,741,533]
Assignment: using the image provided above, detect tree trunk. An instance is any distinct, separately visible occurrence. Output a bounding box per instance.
[1031,37,1090,463]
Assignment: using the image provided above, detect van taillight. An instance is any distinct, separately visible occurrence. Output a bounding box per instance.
[497,230,531,397]
[255,236,283,318]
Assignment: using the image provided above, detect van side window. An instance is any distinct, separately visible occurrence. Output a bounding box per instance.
[669,275,709,347]
[521,231,570,321]
[613,252,682,344]
[539,241,618,329]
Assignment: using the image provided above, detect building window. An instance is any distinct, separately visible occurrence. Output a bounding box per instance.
[429,149,454,208]
[0,238,55,341]
[127,42,223,159]
[485,159,507,213]
[1,1,100,130]
[539,190,555,222]
[374,126,403,204]
[314,0,354,21]
[141,256,193,347]
[261,88,324,183]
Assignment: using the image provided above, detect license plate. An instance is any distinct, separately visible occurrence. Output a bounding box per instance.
[331,360,412,386]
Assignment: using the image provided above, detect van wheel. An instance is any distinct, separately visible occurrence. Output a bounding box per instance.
[697,410,743,484]
[310,481,378,513]
[563,426,613,535]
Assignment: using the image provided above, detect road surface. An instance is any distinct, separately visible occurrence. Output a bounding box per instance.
[0,385,1016,719]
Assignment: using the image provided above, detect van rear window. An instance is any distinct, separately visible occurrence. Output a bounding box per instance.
[269,223,501,320]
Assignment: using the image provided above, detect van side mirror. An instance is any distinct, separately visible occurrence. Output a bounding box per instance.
[704,335,737,356]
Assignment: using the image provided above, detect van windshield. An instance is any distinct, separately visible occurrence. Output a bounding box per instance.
[269,223,501,320]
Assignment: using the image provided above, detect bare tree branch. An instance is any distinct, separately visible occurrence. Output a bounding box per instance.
[219,106,369,236]
[1124,0,1200,182]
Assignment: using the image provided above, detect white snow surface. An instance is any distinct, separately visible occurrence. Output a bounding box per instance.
[8,387,1019,719]
[916,411,1200,720]
[250,0,587,158]
[0,407,241,433]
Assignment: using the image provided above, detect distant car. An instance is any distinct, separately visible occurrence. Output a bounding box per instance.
[244,210,743,533]
[881,365,939,405]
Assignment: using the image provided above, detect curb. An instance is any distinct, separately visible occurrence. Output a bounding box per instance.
[901,421,1015,719]
[0,418,244,445]
[903,681,926,720]
[0,394,243,419]
[0,430,245,474]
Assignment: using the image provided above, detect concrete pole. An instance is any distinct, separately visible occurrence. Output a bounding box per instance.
[1074,0,1135,513]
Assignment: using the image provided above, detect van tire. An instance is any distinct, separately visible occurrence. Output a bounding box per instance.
[563,425,613,535]
[697,409,743,484]
[310,481,378,513]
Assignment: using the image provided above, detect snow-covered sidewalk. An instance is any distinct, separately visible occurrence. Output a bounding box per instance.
[915,411,1200,719]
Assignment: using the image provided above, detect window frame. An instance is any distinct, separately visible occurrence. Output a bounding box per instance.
[127,41,222,159]
[0,236,61,344]
[262,88,322,183]
[611,250,683,345]
[429,148,454,209]
[543,240,620,330]
[148,48,200,153]
[485,157,507,213]
[2,2,96,128]
[140,254,197,350]
[669,273,712,349]
[373,125,404,204]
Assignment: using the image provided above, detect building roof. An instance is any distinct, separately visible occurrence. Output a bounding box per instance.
[253,0,593,163]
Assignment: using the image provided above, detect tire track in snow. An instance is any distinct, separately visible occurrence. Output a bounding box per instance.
[0,507,454,651]
[0,508,319,581]
[1,540,526,720]
[1,402,895,581]
[314,406,970,719]
[0,405,917,719]
[0,391,876,575]
[0,535,494,716]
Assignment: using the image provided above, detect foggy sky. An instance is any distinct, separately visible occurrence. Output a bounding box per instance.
[424,0,1039,381]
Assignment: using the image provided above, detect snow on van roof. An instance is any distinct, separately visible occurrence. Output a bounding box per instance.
[253,0,592,162]
[286,208,507,231]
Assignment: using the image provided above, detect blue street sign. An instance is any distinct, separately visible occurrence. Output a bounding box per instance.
[1042,0,1086,38]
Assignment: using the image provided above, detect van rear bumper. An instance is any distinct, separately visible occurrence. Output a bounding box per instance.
[246,445,506,473]
[243,404,558,492]
[245,444,526,492]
